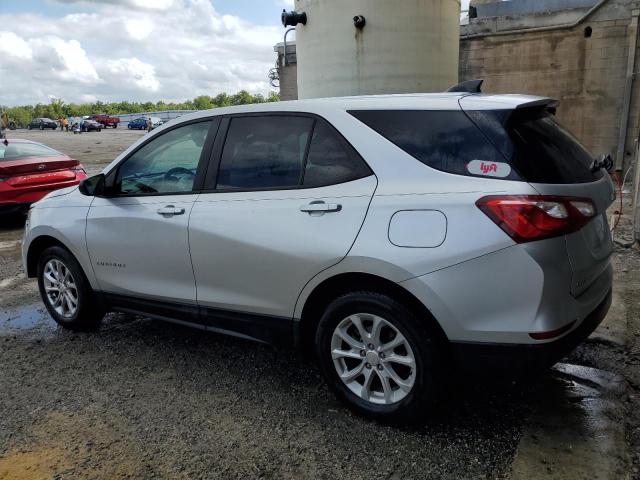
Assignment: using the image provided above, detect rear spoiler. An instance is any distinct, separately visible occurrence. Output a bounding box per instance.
[458,92,559,116]
[515,98,559,114]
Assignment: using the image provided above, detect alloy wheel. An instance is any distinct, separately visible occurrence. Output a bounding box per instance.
[43,259,79,318]
[331,313,417,405]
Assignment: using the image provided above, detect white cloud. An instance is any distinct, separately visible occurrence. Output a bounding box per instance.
[45,38,101,83]
[0,31,33,60]
[62,0,175,11]
[0,0,281,105]
[125,18,155,40]
[103,58,159,91]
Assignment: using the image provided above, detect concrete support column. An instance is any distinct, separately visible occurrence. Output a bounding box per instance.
[616,9,640,171]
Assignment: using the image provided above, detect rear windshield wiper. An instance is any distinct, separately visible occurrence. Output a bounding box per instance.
[590,154,613,173]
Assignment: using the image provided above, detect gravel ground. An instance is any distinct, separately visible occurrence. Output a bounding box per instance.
[0,128,638,479]
[0,309,529,479]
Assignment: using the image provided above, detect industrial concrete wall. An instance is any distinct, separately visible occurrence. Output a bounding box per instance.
[274,43,299,101]
[279,64,298,101]
[460,0,640,172]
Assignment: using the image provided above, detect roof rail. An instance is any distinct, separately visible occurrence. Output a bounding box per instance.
[446,79,483,93]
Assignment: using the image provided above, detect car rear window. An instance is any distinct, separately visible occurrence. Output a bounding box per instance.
[349,109,600,184]
[0,142,61,161]
[502,109,600,184]
[348,110,521,181]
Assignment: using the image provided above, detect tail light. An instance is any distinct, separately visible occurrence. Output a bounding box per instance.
[71,166,86,174]
[476,195,597,243]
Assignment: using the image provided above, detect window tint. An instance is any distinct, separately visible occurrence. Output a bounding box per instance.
[303,121,371,187]
[216,116,313,190]
[0,142,61,160]
[505,110,599,184]
[116,120,211,195]
[349,110,517,180]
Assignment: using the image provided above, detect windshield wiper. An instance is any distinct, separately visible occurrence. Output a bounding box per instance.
[590,154,613,173]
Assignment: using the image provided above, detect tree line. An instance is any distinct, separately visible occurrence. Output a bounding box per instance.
[2,91,280,127]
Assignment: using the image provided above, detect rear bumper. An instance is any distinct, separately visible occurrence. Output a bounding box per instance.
[450,288,612,373]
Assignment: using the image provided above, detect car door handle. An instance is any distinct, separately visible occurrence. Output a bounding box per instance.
[299,201,342,213]
[157,205,185,216]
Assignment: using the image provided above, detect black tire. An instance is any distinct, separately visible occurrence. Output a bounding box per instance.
[37,246,105,331]
[113,124,117,129]
[315,291,441,424]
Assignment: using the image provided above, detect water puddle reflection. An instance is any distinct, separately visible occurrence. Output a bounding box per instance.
[0,304,57,335]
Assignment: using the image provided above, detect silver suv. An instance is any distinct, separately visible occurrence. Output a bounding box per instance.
[23,93,614,422]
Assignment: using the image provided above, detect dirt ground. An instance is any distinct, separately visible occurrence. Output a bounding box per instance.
[0,128,639,479]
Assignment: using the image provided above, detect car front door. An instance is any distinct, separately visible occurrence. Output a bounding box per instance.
[189,114,377,339]
[86,118,218,304]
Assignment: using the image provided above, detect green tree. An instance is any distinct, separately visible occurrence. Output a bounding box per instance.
[192,95,213,110]
[3,90,281,127]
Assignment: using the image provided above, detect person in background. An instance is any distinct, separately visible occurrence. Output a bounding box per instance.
[62,117,69,132]
[147,117,153,133]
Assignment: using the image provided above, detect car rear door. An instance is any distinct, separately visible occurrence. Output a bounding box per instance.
[188,114,376,336]
[86,118,218,304]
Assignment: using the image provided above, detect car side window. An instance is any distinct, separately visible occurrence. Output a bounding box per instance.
[115,120,211,195]
[216,116,313,190]
[303,121,371,187]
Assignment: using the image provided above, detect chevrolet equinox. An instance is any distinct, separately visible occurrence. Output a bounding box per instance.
[22,93,614,422]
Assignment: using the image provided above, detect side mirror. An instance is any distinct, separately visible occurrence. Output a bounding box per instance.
[79,173,106,196]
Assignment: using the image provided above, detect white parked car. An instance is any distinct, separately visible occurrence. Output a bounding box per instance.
[22,91,614,422]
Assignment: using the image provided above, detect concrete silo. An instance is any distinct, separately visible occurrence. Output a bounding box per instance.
[285,0,461,99]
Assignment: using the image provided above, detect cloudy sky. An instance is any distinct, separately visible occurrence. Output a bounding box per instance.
[0,0,470,106]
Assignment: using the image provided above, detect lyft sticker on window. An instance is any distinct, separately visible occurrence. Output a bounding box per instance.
[467,160,511,178]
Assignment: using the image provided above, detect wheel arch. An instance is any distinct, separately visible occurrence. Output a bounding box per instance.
[296,272,449,353]
[26,235,69,277]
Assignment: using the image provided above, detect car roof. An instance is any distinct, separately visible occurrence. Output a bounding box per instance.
[173,92,555,124]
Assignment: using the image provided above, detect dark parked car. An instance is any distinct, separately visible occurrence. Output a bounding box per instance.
[27,118,57,130]
[81,120,102,132]
[127,118,148,130]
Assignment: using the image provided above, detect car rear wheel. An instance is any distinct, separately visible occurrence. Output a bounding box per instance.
[315,291,440,423]
[37,246,105,331]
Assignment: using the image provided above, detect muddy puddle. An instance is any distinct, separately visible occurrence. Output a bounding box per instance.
[0,304,57,336]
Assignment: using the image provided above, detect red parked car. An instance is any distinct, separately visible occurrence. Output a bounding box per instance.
[0,139,87,215]
[89,114,120,128]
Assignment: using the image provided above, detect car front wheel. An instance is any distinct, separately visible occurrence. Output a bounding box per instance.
[37,246,105,331]
[315,291,441,423]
